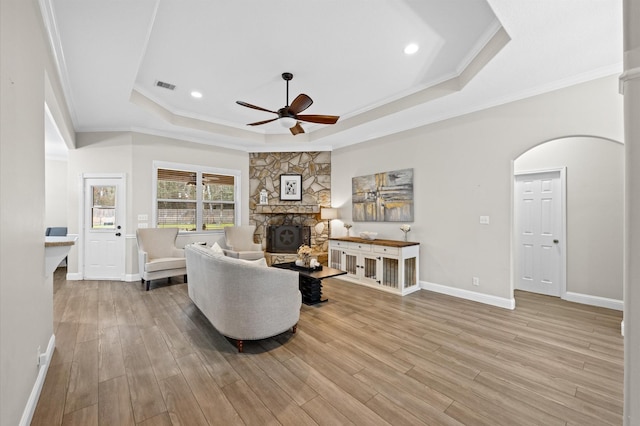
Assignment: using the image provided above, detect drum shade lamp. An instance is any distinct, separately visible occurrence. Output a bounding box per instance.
[320,207,338,237]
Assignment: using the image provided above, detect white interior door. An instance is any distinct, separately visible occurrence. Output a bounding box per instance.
[83,177,125,280]
[515,170,564,296]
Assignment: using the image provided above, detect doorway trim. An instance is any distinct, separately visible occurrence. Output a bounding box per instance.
[77,172,127,280]
[513,167,567,301]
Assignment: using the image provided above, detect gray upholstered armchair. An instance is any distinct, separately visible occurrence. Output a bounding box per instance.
[222,225,264,260]
[136,228,186,291]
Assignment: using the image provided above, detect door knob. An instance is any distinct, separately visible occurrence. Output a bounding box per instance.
[553,239,559,244]
[115,232,121,237]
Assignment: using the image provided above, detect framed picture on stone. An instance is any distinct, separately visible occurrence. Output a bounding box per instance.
[280,174,302,201]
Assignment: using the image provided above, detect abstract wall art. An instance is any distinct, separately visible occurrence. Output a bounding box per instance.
[352,168,414,222]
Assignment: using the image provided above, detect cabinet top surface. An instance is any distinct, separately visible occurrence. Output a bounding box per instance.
[329,237,419,248]
[45,236,77,247]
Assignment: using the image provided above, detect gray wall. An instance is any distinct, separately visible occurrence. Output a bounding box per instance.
[66,132,133,274]
[515,136,624,301]
[331,75,623,304]
[45,159,69,228]
[0,0,74,424]
[66,131,249,277]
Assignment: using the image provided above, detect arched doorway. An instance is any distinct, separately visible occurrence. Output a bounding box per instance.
[512,136,624,309]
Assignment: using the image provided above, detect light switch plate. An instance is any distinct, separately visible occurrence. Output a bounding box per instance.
[138,223,148,228]
[480,216,490,225]
[138,214,148,221]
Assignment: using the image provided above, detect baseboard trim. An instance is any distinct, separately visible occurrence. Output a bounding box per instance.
[66,272,83,281]
[19,334,55,426]
[421,281,516,310]
[66,273,141,282]
[124,274,140,282]
[563,291,623,311]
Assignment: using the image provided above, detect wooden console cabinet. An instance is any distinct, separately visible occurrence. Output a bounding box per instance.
[328,237,420,296]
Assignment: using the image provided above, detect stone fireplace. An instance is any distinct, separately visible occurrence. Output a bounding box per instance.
[249,151,331,264]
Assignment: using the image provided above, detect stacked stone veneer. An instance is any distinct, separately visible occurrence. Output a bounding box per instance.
[249,151,331,254]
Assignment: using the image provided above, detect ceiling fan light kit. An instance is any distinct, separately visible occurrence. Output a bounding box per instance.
[279,116,297,128]
[236,72,340,135]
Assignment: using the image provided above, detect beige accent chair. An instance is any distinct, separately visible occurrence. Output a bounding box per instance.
[136,228,186,291]
[223,225,264,260]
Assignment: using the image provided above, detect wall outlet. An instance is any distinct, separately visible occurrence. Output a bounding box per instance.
[472,277,480,286]
[137,222,148,228]
[36,346,41,367]
[479,216,490,225]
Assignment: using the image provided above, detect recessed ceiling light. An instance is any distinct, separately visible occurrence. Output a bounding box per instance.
[190,91,203,99]
[404,43,419,55]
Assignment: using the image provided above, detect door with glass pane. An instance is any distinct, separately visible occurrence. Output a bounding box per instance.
[84,177,125,280]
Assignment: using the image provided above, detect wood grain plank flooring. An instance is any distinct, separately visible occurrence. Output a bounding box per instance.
[98,375,135,426]
[32,268,624,425]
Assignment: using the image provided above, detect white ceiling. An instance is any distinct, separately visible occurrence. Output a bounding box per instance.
[41,0,622,153]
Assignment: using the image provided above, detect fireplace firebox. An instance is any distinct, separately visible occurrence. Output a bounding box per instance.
[267,225,311,253]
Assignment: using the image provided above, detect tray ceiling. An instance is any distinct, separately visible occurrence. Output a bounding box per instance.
[42,0,622,152]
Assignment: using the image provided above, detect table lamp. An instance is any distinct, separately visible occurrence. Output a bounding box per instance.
[320,207,338,237]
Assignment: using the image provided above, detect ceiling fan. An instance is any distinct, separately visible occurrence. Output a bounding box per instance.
[236,72,340,135]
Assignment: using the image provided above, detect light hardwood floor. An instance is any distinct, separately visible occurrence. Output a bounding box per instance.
[32,268,623,425]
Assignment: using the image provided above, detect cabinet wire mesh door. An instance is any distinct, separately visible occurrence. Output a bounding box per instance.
[404,257,417,288]
[363,257,377,281]
[382,257,399,289]
[330,249,342,270]
[344,253,358,275]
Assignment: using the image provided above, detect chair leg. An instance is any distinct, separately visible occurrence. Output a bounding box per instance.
[184,274,188,283]
[292,324,298,334]
[236,340,244,353]
[146,280,150,291]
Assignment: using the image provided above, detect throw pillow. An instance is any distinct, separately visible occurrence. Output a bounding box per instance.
[240,257,268,267]
[209,242,224,255]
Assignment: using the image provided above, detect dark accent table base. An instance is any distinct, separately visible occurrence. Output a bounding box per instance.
[300,275,328,305]
[272,262,347,306]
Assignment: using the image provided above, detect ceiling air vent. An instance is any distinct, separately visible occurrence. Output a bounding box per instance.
[155,80,176,90]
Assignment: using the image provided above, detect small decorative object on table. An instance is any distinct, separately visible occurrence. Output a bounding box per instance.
[297,244,313,268]
[344,223,352,236]
[359,231,378,240]
[400,224,411,241]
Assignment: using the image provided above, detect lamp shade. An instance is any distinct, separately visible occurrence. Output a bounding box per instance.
[321,207,338,220]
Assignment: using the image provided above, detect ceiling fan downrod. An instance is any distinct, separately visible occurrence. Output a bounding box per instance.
[282,72,293,107]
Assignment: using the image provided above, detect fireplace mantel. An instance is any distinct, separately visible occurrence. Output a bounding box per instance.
[255,205,320,215]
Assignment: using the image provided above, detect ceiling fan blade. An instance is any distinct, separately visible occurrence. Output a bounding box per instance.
[247,117,279,126]
[289,122,305,135]
[295,114,340,125]
[236,101,277,114]
[289,94,313,115]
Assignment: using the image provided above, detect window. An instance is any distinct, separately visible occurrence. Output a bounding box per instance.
[91,185,116,229]
[154,162,240,232]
